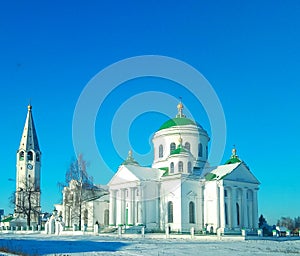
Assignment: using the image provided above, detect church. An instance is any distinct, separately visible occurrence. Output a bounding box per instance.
[11,102,260,234]
[55,101,260,233]
[107,102,260,233]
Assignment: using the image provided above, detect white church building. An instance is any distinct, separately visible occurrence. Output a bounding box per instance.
[108,102,260,233]
[58,102,260,233]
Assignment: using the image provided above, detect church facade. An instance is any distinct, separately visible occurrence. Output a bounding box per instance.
[108,102,260,233]
[57,102,260,233]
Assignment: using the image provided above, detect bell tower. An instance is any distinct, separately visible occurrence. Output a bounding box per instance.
[15,104,41,225]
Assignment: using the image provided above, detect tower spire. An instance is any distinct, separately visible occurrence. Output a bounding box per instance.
[19,104,40,151]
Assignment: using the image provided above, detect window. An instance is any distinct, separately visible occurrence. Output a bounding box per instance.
[189,202,195,223]
[167,201,173,223]
[36,153,40,162]
[104,209,109,226]
[159,144,163,158]
[19,151,24,161]
[178,161,183,172]
[198,143,203,157]
[170,142,176,154]
[84,209,88,225]
[170,162,174,173]
[188,162,192,173]
[27,151,33,161]
[206,146,208,159]
[225,203,228,225]
[236,203,240,226]
[136,189,139,196]
[184,142,190,151]
[224,190,228,197]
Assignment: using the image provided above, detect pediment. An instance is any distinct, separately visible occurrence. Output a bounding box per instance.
[108,165,140,186]
[187,191,197,197]
[223,163,260,184]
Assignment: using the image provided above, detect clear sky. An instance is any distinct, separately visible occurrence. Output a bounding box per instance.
[0,0,299,225]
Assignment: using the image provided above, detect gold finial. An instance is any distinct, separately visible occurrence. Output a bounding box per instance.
[178,135,183,145]
[176,97,185,118]
[232,145,237,157]
[128,149,132,158]
[28,104,32,111]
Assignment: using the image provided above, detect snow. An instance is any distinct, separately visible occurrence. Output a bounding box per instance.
[0,233,300,256]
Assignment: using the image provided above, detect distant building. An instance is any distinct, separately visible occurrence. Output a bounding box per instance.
[14,105,41,225]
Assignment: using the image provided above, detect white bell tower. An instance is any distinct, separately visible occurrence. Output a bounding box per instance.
[15,104,41,225]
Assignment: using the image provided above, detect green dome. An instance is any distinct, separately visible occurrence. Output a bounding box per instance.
[158,117,199,131]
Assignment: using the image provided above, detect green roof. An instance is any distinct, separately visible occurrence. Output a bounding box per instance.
[158,117,198,131]
[1,216,13,222]
[205,173,217,181]
[159,167,169,176]
[225,157,241,164]
[170,145,189,155]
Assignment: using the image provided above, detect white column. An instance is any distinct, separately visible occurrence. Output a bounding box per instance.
[252,189,258,229]
[155,184,160,225]
[242,188,248,228]
[231,187,237,228]
[216,183,220,229]
[109,190,116,226]
[219,184,225,229]
[127,188,133,225]
[121,189,126,225]
[131,187,136,225]
[137,186,144,225]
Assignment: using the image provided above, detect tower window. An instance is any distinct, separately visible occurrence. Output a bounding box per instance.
[198,143,203,157]
[159,145,163,158]
[36,153,40,162]
[206,146,208,159]
[170,142,176,154]
[27,151,33,161]
[170,162,174,173]
[188,161,192,173]
[178,161,183,172]
[184,142,190,151]
[19,151,24,161]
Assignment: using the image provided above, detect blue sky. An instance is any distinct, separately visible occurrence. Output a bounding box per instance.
[0,0,300,225]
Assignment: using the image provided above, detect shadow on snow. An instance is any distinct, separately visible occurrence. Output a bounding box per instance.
[0,238,128,255]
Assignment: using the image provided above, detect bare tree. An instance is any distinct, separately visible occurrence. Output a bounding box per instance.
[58,154,103,230]
[11,179,40,227]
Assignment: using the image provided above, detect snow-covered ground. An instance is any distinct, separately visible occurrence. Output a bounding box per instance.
[0,233,300,256]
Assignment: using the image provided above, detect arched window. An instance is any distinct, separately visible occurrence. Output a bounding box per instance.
[36,153,40,162]
[170,162,174,173]
[27,151,33,161]
[184,142,190,151]
[159,145,163,158]
[104,209,109,226]
[206,146,208,159]
[19,151,24,161]
[189,201,195,223]
[188,161,192,173]
[170,142,176,154]
[236,203,240,226]
[198,143,203,157]
[178,161,183,172]
[167,201,173,223]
